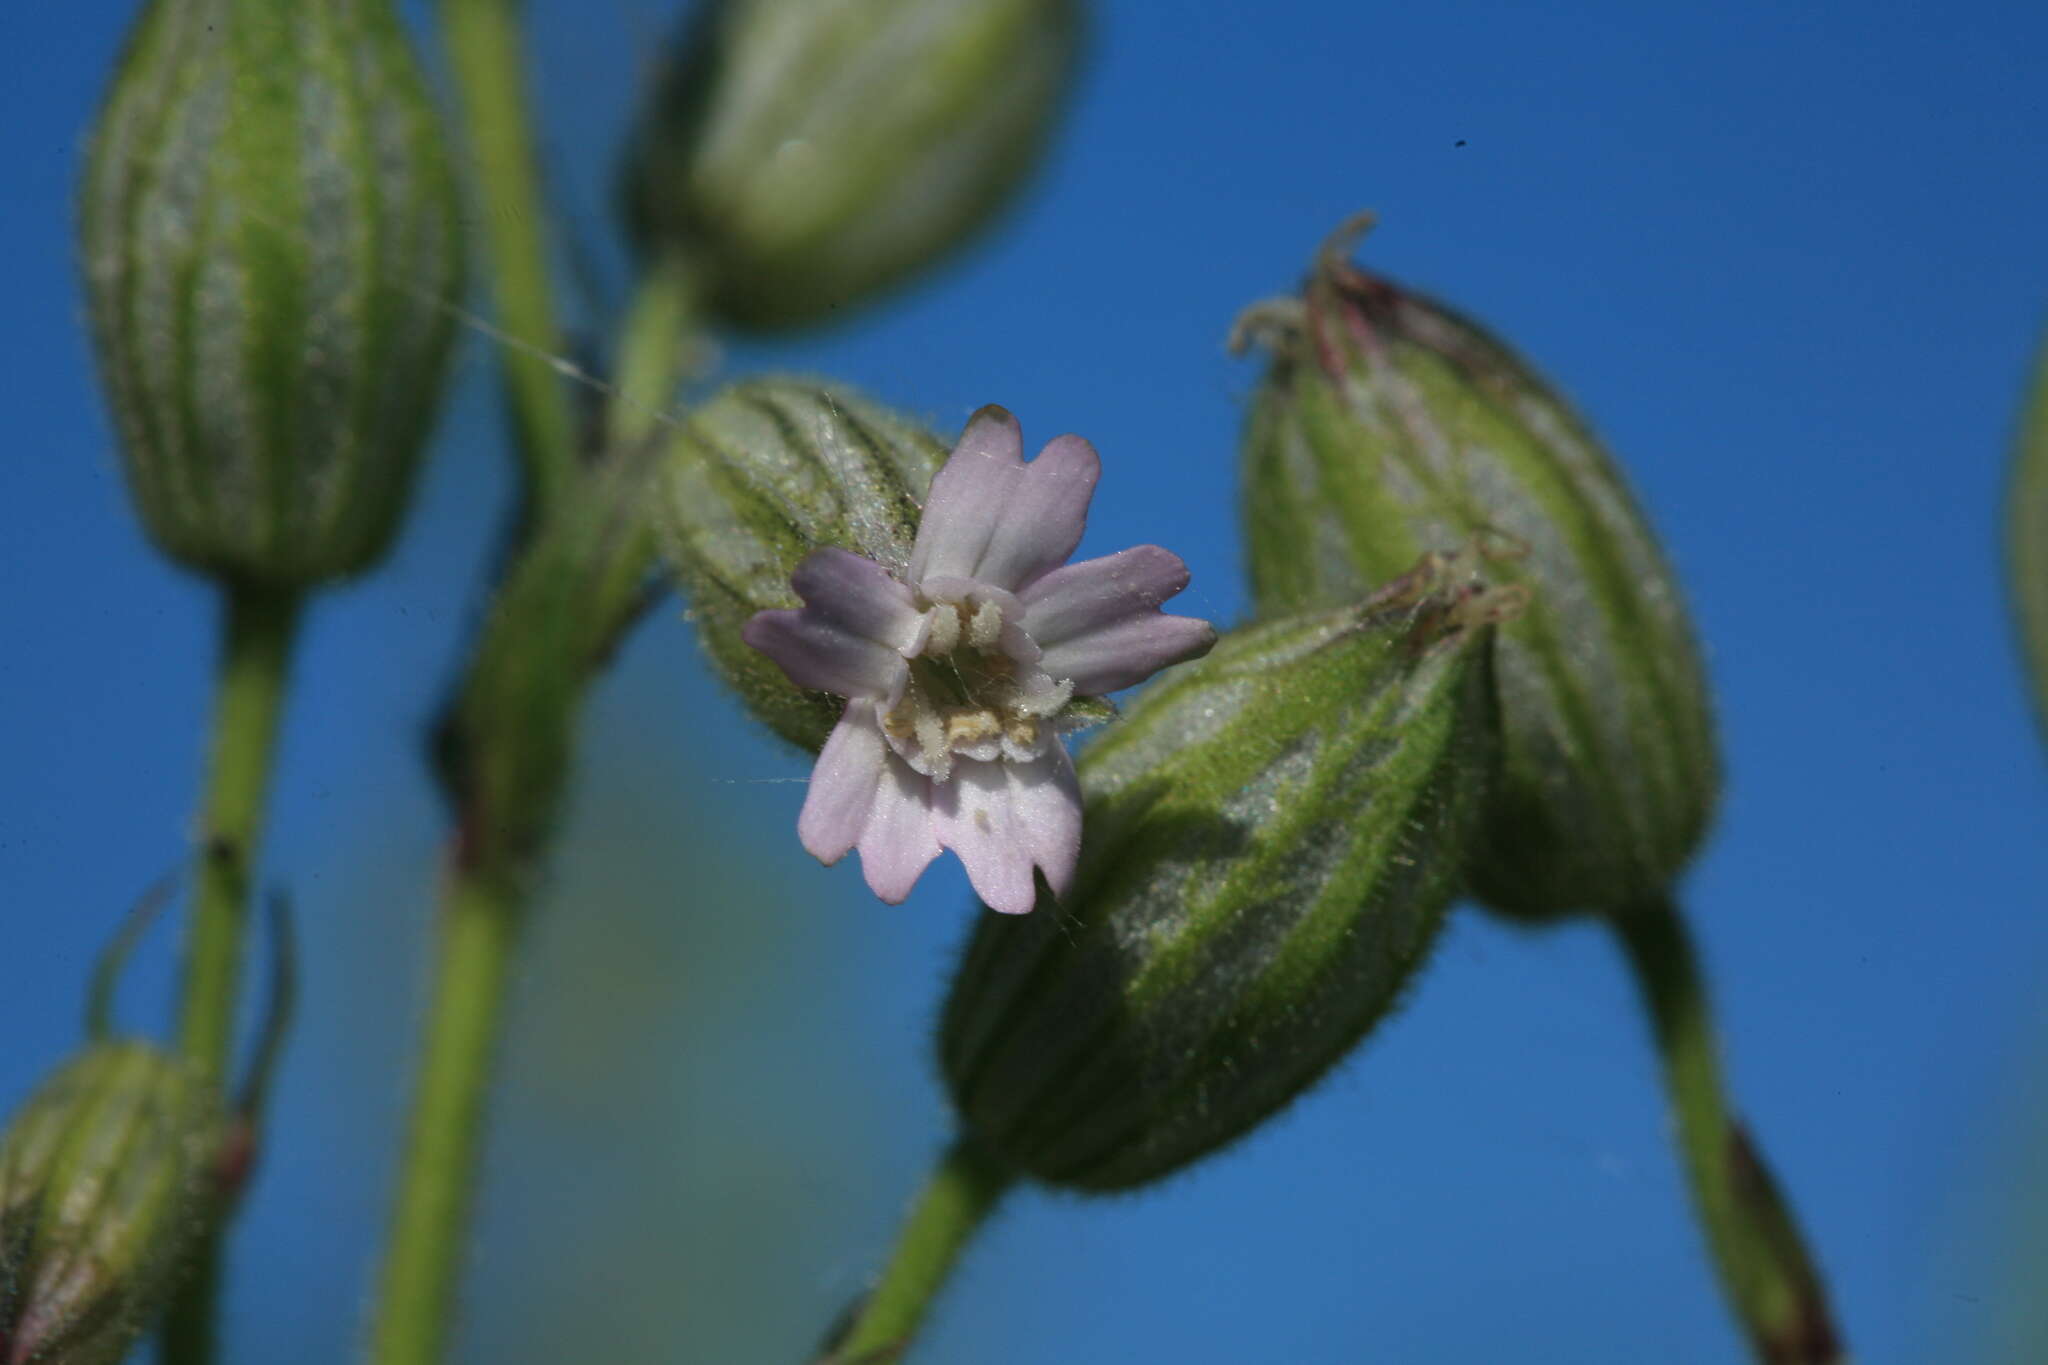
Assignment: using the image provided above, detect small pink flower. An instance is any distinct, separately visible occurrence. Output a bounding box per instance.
[742,406,1216,913]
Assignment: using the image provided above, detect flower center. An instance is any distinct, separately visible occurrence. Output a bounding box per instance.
[881,594,1072,781]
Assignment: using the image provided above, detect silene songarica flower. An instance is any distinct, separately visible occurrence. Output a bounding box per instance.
[744,406,1215,913]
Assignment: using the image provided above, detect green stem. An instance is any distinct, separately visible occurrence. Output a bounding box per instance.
[2007,325,2048,747]
[1611,893,1844,1365]
[609,250,699,452]
[438,0,578,513]
[834,1135,1015,1363]
[177,582,303,1083]
[161,581,303,1365]
[366,862,524,1365]
[161,1238,228,1365]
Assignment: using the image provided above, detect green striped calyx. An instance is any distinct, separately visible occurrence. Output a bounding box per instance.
[1235,216,1719,920]
[656,379,947,752]
[79,0,463,588]
[2009,327,2048,750]
[622,0,1082,331]
[0,1041,227,1365]
[938,553,1517,1191]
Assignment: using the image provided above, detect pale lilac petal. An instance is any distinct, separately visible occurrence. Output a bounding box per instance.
[1010,745,1082,900]
[971,434,1100,593]
[1038,613,1218,696]
[932,761,1038,915]
[1000,620,1047,675]
[748,548,921,704]
[915,576,1025,624]
[908,406,1024,585]
[743,610,909,702]
[933,750,1082,914]
[856,751,943,903]
[765,403,1214,915]
[1020,545,1194,646]
[1021,545,1216,694]
[800,706,943,903]
[797,705,889,863]
[790,548,925,652]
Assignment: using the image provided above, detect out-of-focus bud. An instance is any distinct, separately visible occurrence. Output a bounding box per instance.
[1234,216,1719,919]
[656,380,947,752]
[78,0,464,587]
[938,554,1518,1191]
[2009,328,2048,749]
[0,1042,226,1365]
[622,0,1083,331]
[436,447,665,874]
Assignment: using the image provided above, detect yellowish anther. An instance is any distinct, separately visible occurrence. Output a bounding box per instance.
[882,599,1081,776]
[882,706,912,738]
[915,710,948,774]
[1015,677,1074,717]
[968,599,1004,650]
[924,603,962,656]
[946,710,1002,747]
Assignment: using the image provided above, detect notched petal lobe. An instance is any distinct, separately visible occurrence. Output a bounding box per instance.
[972,433,1100,592]
[908,405,1024,585]
[1023,545,1216,694]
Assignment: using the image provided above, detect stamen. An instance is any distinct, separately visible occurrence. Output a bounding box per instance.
[914,709,950,780]
[1014,677,1074,717]
[924,603,961,656]
[885,595,1079,778]
[968,598,1004,650]
[945,710,1001,747]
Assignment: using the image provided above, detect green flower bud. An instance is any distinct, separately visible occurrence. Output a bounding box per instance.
[938,554,1518,1191]
[1235,217,1719,919]
[657,379,947,751]
[622,0,1083,331]
[0,1042,226,1364]
[79,0,464,587]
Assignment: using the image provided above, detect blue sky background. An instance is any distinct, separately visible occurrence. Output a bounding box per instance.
[4,2,2047,1362]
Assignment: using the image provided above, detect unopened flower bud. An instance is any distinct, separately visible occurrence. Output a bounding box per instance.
[657,380,948,752]
[1235,216,1719,919]
[622,0,1083,331]
[938,554,1517,1190]
[0,1042,226,1364]
[79,0,464,587]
